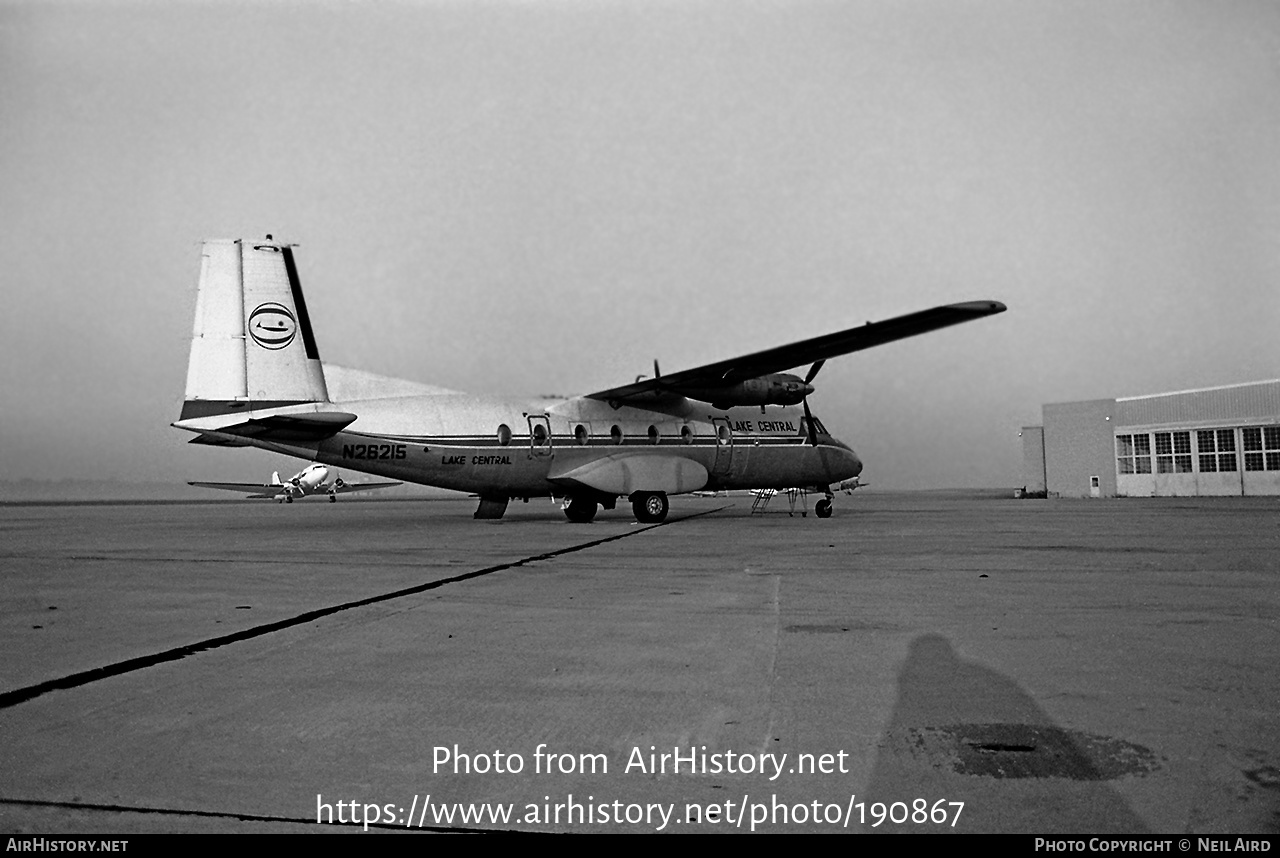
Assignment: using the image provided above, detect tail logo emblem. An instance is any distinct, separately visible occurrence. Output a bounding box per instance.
[248,302,298,350]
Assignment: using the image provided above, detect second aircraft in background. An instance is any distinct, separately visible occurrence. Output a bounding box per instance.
[190,463,401,503]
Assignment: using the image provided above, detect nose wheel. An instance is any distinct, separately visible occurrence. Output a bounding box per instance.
[815,497,833,518]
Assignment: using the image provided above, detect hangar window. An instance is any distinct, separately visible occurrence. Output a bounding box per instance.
[1198,429,1237,473]
[1243,426,1280,471]
[1219,429,1237,472]
[1154,431,1191,474]
[1135,434,1152,472]
[1116,434,1151,475]
[1117,435,1134,474]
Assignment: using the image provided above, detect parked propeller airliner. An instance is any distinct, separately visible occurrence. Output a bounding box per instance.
[190,462,401,503]
[173,238,1005,523]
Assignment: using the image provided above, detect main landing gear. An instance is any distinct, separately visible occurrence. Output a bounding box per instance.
[631,491,669,524]
[563,495,598,523]
[562,493,618,524]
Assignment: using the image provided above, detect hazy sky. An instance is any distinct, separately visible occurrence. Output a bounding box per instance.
[2,0,1278,489]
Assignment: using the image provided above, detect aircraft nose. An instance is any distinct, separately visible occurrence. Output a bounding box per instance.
[844,447,863,478]
[825,439,862,480]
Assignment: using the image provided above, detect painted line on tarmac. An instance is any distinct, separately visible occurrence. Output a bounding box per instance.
[0,797,521,834]
[0,507,727,710]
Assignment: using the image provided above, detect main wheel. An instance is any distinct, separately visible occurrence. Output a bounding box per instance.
[815,498,833,518]
[632,492,669,523]
[563,496,598,523]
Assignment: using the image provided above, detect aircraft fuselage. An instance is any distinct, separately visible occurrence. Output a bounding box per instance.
[231,393,862,499]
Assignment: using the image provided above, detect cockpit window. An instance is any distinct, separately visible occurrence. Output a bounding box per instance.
[800,416,830,437]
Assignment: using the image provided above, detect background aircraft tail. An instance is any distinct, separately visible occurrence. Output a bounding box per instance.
[180,238,330,419]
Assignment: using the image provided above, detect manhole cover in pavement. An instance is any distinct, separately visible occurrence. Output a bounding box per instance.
[897,723,1159,780]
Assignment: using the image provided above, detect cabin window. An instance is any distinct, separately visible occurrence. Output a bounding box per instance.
[610,424,623,445]
[532,424,548,447]
[680,425,693,445]
[647,425,660,445]
[574,424,589,446]
[717,424,731,445]
[497,424,512,447]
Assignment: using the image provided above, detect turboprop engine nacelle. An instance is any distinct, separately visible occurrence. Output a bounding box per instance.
[683,373,812,409]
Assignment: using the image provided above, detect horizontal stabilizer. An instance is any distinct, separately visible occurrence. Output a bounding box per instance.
[182,411,358,443]
[188,433,251,447]
[225,411,357,442]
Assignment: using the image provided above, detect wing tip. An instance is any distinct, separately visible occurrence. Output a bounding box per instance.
[949,300,1007,315]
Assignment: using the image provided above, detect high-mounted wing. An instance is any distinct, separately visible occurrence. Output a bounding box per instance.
[585,300,1006,407]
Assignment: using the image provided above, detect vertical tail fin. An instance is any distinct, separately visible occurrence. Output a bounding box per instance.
[181,238,329,419]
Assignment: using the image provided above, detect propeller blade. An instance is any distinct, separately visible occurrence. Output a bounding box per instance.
[654,359,661,379]
[803,397,818,446]
[804,359,826,385]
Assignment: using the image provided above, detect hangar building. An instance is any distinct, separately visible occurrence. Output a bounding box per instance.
[1021,379,1280,498]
